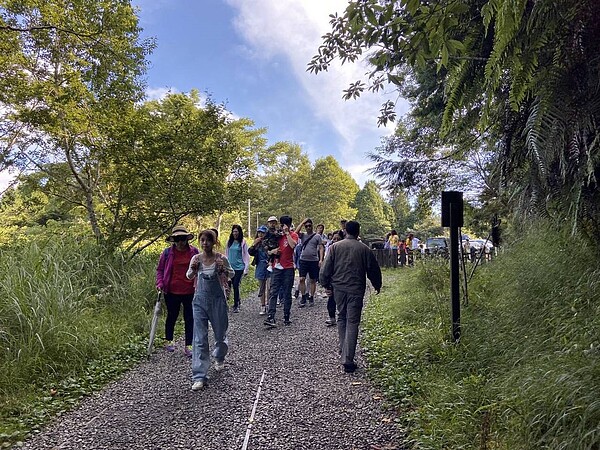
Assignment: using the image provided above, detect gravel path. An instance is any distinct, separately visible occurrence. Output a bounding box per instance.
[20,288,405,450]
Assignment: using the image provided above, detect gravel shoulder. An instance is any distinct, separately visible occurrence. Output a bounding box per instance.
[20,288,405,450]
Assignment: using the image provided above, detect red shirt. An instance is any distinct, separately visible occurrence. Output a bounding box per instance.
[169,247,196,295]
[277,231,298,269]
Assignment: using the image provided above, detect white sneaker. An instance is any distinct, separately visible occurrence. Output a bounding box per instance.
[259,305,267,315]
[191,380,205,391]
[214,360,224,372]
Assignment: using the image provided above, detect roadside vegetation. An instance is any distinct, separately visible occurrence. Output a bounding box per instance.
[362,223,600,449]
[0,225,258,447]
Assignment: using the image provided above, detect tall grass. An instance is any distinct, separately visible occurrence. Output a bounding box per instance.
[0,235,157,441]
[362,224,600,449]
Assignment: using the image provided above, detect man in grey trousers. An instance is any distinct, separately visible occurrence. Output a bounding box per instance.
[319,220,382,373]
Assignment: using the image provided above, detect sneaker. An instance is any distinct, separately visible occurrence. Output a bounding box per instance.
[191,380,206,391]
[184,345,192,358]
[165,341,175,352]
[294,289,300,299]
[283,317,292,326]
[343,362,357,373]
[214,360,224,371]
[264,316,277,328]
[308,296,314,306]
[276,298,282,306]
[325,317,336,326]
[232,306,240,313]
[259,305,267,315]
[299,294,307,308]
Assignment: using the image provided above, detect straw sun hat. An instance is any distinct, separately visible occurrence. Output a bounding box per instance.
[166,225,194,242]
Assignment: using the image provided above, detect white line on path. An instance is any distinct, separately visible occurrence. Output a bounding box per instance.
[241,369,267,450]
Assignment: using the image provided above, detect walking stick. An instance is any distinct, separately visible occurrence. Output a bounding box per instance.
[147,291,163,357]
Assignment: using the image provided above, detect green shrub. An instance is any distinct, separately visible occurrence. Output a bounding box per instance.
[362,224,600,449]
[0,235,157,444]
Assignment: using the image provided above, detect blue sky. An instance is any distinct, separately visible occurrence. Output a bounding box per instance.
[132,0,409,187]
[0,0,409,192]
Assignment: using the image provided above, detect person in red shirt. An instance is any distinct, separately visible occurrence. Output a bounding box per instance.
[156,225,199,356]
[264,215,298,328]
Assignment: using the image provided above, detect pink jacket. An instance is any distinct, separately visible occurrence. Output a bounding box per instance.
[156,244,199,292]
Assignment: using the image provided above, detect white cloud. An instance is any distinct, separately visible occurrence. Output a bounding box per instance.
[225,0,408,170]
[0,170,17,194]
[145,86,178,101]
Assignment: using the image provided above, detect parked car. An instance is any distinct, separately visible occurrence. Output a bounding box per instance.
[424,237,449,257]
[470,239,494,260]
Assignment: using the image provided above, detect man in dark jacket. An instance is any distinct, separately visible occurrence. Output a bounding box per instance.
[319,220,382,373]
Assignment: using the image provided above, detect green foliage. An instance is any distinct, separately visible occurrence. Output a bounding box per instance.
[353,180,389,236]
[255,144,359,232]
[0,233,157,444]
[362,223,600,449]
[311,0,600,243]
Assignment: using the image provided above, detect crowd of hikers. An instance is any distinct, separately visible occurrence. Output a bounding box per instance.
[156,216,382,391]
[385,230,421,267]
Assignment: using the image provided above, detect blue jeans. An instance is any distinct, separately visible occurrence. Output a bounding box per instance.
[192,273,229,382]
[267,268,294,320]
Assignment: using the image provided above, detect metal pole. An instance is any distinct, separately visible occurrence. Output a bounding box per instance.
[247,199,251,235]
[256,212,260,230]
[450,203,461,342]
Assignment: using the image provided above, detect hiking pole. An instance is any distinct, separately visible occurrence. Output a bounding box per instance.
[147,291,163,357]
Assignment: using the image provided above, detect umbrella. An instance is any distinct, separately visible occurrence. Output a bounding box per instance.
[147,292,163,356]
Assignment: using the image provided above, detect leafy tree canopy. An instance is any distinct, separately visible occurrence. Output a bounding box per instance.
[310,0,600,242]
[352,180,390,237]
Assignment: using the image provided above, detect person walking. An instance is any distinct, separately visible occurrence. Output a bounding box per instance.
[320,220,382,373]
[186,229,234,390]
[324,230,343,326]
[296,218,324,307]
[225,224,250,313]
[248,225,270,315]
[155,225,199,357]
[264,215,298,328]
[387,230,399,268]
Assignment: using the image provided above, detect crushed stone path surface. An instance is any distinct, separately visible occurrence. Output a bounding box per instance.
[20,289,405,450]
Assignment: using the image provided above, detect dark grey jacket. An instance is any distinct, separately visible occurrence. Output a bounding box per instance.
[319,236,382,295]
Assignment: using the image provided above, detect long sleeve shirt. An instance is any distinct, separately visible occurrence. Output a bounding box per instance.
[319,236,382,296]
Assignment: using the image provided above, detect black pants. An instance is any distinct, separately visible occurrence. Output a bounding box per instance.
[231,270,244,308]
[164,292,194,346]
[327,294,336,318]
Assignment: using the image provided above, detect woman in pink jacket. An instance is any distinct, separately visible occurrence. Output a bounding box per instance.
[156,225,199,357]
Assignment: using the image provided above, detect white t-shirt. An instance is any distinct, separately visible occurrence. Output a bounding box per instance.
[201,262,216,276]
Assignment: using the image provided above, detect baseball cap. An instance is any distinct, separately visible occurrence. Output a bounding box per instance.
[257,225,268,233]
[267,216,278,222]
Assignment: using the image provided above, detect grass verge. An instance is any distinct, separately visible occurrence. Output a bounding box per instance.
[362,225,600,449]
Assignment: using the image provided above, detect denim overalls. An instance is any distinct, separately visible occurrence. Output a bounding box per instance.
[191,268,229,383]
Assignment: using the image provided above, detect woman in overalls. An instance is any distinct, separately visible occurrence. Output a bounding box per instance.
[186,229,234,391]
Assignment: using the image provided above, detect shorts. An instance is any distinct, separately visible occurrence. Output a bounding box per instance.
[298,259,320,280]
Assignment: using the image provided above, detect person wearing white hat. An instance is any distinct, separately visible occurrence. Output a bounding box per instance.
[156,225,199,357]
[264,215,298,328]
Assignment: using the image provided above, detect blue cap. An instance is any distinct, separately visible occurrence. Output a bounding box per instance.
[257,225,268,233]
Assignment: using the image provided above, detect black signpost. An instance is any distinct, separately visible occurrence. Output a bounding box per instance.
[441,191,463,343]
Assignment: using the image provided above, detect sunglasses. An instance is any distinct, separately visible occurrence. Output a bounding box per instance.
[173,236,187,242]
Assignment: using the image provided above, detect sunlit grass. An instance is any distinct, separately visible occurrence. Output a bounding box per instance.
[362,224,600,449]
[0,237,157,444]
